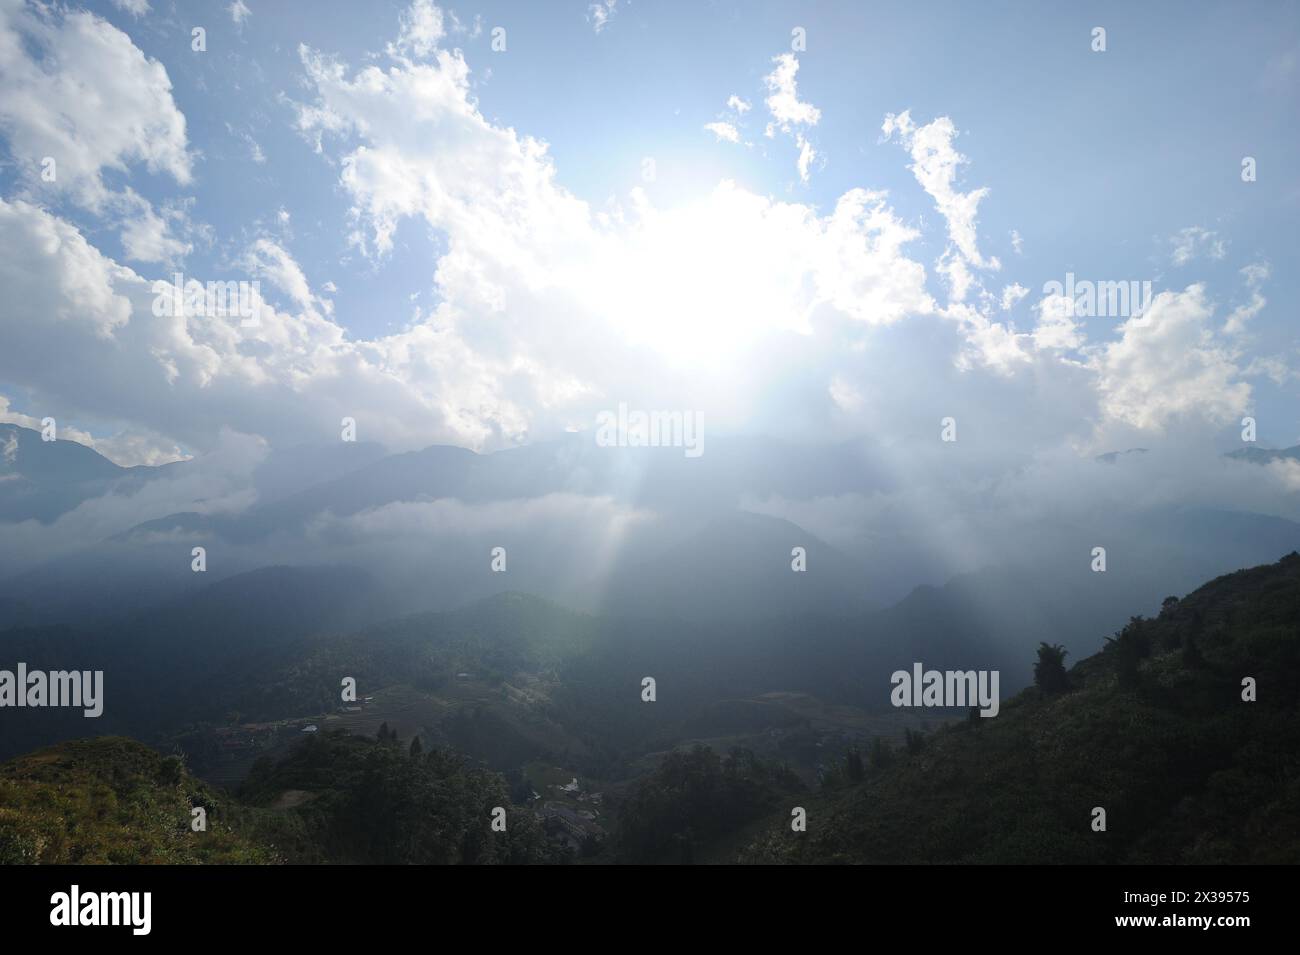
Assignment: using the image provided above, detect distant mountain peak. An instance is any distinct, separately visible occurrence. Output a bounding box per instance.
[1095,448,1148,464]
[1225,445,1300,465]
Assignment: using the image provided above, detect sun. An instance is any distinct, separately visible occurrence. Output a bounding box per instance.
[582,184,818,370]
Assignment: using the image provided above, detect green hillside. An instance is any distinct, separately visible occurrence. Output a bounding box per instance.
[737,552,1300,863]
[0,737,273,864]
[3,554,1297,865]
[0,730,561,865]
[238,729,561,864]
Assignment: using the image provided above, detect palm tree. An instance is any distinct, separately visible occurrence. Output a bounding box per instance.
[1033,642,1070,694]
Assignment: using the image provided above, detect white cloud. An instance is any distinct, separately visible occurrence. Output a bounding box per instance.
[828,376,864,413]
[0,1,196,276]
[0,198,134,336]
[1240,262,1270,286]
[0,196,366,457]
[796,135,816,183]
[229,1,251,26]
[1170,226,1227,266]
[1224,262,1269,336]
[0,2,948,461]
[390,0,445,58]
[0,395,185,467]
[1244,355,1296,386]
[120,195,193,265]
[447,10,484,39]
[240,237,321,316]
[1267,458,1300,491]
[1093,285,1250,430]
[1032,294,1085,351]
[0,396,96,450]
[3,0,1275,478]
[704,121,741,144]
[110,0,150,17]
[936,250,974,305]
[761,54,821,182]
[228,125,267,164]
[0,2,192,212]
[705,93,755,147]
[764,53,821,130]
[587,1,618,34]
[1000,282,1028,311]
[882,110,1000,283]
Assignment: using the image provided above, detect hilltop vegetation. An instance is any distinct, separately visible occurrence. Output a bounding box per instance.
[613,745,806,863]
[0,737,272,864]
[0,731,562,865]
[239,729,561,864]
[736,553,1300,863]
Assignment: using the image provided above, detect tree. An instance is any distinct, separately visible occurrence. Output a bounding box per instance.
[844,745,864,782]
[904,727,926,755]
[409,736,423,757]
[377,722,390,742]
[157,755,184,786]
[1106,623,1150,690]
[1033,642,1070,694]
[868,736,894,771]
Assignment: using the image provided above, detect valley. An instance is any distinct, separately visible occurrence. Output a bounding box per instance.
[2,425,1298,865]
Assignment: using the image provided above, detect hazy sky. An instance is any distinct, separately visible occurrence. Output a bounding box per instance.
[0,0,1296,467]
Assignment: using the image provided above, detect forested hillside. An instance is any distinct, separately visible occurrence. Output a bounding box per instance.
[3,554,1297,865]
[737,553,1300,863]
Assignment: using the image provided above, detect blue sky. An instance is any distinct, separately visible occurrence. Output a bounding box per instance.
[0,0,1297,465]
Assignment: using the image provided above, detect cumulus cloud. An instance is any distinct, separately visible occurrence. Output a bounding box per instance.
[0,2,192,210]
[1032,294,1085,352]
[1,0,1289,487]
[1000,283,1029,311]
[0,196,367,460]
[120,195,194,265]
[282,21,950,446]
[704,121,741,144]
[764,53,821,130]
[1093,285,1250,431]
[0,1,195,273]
[389,0,444,58]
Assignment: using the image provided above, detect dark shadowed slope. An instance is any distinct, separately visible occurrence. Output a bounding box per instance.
[737,552,1300,863]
